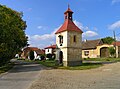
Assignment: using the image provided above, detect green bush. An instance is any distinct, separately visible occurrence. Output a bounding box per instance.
[29,51,34,60]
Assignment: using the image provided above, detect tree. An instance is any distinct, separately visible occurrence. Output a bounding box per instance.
[109,47,116,57]
[0,5,28,66]
[29,51,34,60]
[102,37,115,44]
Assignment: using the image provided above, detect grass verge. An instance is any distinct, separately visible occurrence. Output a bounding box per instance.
[84,58,120,62]
[0,63,14,74]
[39,60,102,70]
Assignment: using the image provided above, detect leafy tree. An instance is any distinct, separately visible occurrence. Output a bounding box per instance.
[109,47,116,57]
[29,51,34,60]
[102,37,115,44]
[0,5,28,66]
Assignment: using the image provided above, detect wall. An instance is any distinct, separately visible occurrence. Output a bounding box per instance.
[45,48,52,54]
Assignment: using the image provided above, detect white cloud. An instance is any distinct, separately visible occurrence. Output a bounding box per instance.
[116,37,120,41]
[37,26,43,29]
[28,25,61,48]
[74,20,92,31]
[112,0,120,4]
[74,20,84,30]
[82,31,98,38]
[108,20,120,30]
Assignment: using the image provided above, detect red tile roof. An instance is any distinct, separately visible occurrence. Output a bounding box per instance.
[23,47,45,55]
[112,41,120,46]
[45,45,56,49]
[55,19,83,34]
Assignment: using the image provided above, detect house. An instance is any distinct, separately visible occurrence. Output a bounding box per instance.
[44,45,56,59]
[44,45,56,55]
[55,6,83,66]
[112,41,120,58]
[21,47,45,59]
[82,39,113,58]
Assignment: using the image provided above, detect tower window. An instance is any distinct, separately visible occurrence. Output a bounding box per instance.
[73,35,76,42]
[58,35,63,46]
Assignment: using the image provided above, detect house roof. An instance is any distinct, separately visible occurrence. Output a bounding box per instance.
[112,41,120,46]
[24,47,39,51]
[82,39,103,50]
[45,45,56,49]
[35,49,45,55]
[55,19,83,34]
[23,47,45,55]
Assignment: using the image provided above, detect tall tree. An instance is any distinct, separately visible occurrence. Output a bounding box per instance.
[0,5,28,65]
[102,37,115,44]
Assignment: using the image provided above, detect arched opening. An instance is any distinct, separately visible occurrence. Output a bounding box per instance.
[100,47,109,58]
[59,51,63,64]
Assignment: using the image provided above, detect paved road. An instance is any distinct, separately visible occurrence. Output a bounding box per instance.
[0,59,43,89]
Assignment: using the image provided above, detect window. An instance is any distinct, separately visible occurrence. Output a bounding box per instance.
[48,49,49,52]
[84,51,89,56]
[58,35,63,46]
[73,35,76,42]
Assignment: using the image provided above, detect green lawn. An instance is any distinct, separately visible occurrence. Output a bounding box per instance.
[0,63,14,74]
[83,58,120,62]
[38,60,102,70]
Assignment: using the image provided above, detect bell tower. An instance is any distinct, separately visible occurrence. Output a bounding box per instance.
[55,5,83,66]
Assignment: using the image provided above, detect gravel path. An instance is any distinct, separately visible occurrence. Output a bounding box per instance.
[28,62,120,89]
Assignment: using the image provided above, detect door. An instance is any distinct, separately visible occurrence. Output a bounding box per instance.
[118,47,120,58]
[100,47,109,58]
[59,51,63,64]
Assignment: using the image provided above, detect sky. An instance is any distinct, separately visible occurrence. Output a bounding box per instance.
[0,0,120,49]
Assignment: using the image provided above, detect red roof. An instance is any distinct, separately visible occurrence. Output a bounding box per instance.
[112,41,120,46]
[45,45,56,49]
[55,19,83,34]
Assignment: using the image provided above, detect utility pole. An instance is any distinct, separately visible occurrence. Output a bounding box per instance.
[113,30,116,58]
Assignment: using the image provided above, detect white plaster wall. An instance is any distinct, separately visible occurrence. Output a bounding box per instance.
[45,48,52,54]
[56,31,68,48]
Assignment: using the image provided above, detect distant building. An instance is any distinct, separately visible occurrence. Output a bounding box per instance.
[21,47,45,59]
[44,45,56,55]
[82,39,113,58]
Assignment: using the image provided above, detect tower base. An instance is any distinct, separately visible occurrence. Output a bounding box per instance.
[63,60,82,67]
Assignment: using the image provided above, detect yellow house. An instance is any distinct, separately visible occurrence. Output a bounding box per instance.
[82,39,113,58]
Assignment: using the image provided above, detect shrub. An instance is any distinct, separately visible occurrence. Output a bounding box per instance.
[29,51,34,60]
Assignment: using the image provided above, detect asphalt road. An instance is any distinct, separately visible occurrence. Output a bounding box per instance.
[0,59,43,89]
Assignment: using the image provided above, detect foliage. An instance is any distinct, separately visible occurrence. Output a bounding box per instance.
[0,5,28,65]
[109,47,116,57]
[29,51,34,60]
[46,54,52,58]
[0,62,14,74]
[102,37,115,44]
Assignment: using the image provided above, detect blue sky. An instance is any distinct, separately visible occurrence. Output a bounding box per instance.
[0,0,120,48]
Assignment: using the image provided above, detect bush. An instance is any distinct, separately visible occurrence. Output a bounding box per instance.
[46,54,52,59]
[29,51,34,60]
